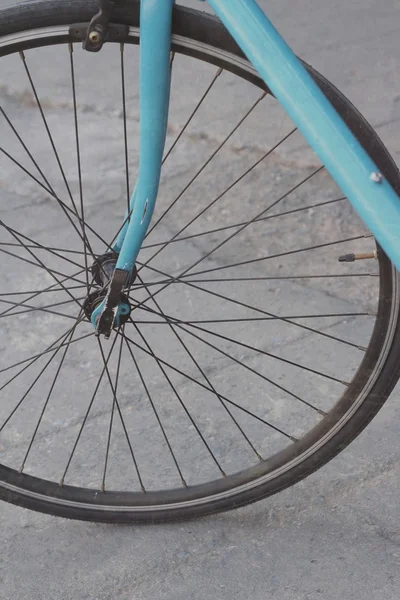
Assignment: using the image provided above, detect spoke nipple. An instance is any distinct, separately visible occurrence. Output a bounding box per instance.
[318,409,327,417]
[59,478,64,487]
[370,172,383,183]
[19,50,25,61]
[101,484,105,492]
[357,345,368,352]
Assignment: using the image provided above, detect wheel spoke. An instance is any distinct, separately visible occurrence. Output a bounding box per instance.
[123,328,296,440]
[157,273,366,351]
[0,241,88,257]
[60,332,120,485]
[0,221,84,311]
[0,327,92,381]
[0,295,84,321]
[137,274,263,459]
[0,267,86,321]
[0,314,84,433]
[145,90,267,242]
[162,66,222,165]
[20,53,84,233]
[132,256,367,352]
[0,145,99,256]
[173,166,325,280]
[133,312,371,324]
[180,319,348,386]
[141,196,346,250]
[132,320,226,476]
[0,284,87,298]
[134,300,330,414]
[69,43,90,291]
[129,278,175,290]
[122,336,188,486]
[180,274,378,282]
[101,333,122,492]
[134,302,348,386]
[120,43,131,218]
[0,223,85,271]
[0,106,58,196]
[19,315,83,472]
[18,51,97,259]
[139,127,297,273]
[97,335,145,492]
[188,235,366,277]
[0,241,86,288]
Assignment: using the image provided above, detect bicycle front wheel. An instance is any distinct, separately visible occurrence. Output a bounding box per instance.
[0,0,399,523]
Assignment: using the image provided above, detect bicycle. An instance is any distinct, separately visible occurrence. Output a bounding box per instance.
[0,0,399,523]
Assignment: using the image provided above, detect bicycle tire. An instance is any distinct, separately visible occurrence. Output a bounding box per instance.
[0,0,399,522]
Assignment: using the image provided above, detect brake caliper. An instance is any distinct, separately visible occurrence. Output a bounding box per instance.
[83,0,123,52]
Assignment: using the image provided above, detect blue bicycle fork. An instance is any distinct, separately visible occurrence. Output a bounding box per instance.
[92,0,400,335]
[91,0,174,333]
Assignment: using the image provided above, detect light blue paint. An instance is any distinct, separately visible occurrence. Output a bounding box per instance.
[91,296,130,329]
[113,186,137,253]
[91,0,174,332]
[114,0,174,271]
[207,0,400,270]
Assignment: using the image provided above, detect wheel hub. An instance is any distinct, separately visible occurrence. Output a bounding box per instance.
[83,289,132,327]
[83,252,137,332]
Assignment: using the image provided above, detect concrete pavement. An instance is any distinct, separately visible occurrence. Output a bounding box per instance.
[0,1,399,599]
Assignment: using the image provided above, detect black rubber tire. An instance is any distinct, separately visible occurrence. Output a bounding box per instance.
[0,0,400,523]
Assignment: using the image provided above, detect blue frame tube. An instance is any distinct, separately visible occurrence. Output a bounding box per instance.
[114,0,174,272]
[208,0,400,270]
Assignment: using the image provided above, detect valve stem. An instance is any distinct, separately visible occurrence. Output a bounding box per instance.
[339,251,377,263]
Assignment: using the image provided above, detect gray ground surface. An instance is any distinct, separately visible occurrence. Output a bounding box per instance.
[0,1,399,599]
